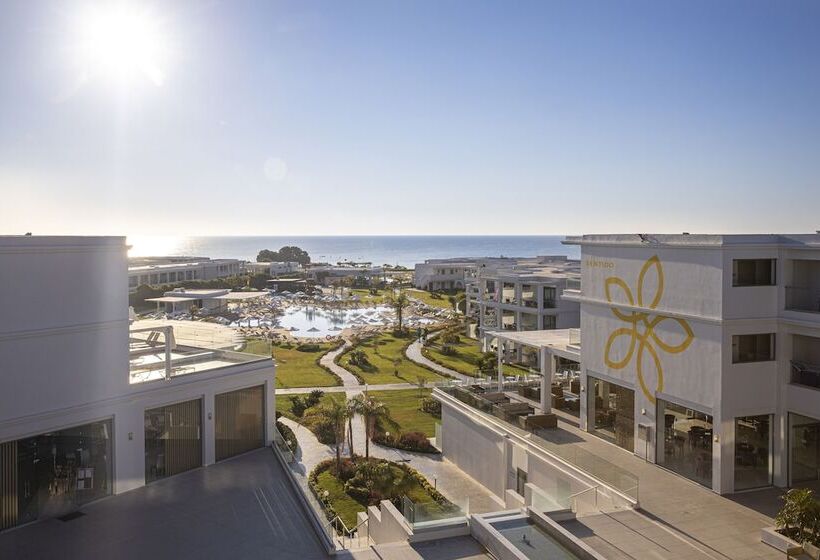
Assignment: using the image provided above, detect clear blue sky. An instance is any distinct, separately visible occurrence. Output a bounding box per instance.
[1,0,818,235]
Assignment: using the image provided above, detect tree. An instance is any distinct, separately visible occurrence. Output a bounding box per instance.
[385,290,410,332]
[305,400,348,471]
[356,396,398,459]
[256,246,311,265]
[776,488,820,545]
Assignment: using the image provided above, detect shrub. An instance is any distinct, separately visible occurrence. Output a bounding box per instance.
[399,431,435,452]
[307,389,324,407]
[420,397,441,416]
[275,420,298,453]
[441,332,460,344]
[344,484,370,503]
[440,344,456,356]
[289,395,309,418]
[296,343,322,352]
[776,488,820,546]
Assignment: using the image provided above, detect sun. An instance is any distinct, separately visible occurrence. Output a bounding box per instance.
[74,3,167,87]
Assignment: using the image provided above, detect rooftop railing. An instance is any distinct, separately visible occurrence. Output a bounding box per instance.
[791,360,820,390]
[435,385,639,503]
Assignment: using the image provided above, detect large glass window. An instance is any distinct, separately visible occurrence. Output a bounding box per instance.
[588,377,634,452]
[6,420,113,528]
[790,413,820,485]
[733,259,775,286]
[734,415,772,490]
[732,333,775,363]
[145,399,202,483]
[657,400,713,487]
[215,385,265,461]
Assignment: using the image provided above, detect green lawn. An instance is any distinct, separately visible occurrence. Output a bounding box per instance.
[422,336,519,378]
[340,333,447,385]
[240,339,341,388]
[347,288,388,304]
[275,391,346,422]
[406,289,461,310]
[366,388,438,437]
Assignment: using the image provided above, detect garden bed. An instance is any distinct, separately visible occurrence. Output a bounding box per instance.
[337,332,447,385]
[308,457,457,531]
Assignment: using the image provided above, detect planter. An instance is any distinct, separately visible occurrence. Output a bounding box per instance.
[761,526,801,553]
[804,541,820,560]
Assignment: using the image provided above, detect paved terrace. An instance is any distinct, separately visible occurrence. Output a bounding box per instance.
[0,449,329,560]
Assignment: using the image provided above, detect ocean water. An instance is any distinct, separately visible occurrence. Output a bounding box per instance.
[127,236,578,267]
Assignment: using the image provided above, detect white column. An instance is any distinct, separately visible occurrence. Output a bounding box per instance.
[539,348,549,413]
[497,341,504,391]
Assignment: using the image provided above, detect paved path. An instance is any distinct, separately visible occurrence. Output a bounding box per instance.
[405,335,474,384]
[0,449,330,560]
[320,339,361,387]
[277,383,417,396]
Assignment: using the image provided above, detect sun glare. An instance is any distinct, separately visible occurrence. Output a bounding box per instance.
[74,3,167,87]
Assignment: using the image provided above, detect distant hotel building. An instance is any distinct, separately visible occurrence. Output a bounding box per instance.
[414,258,479,291]
[128,256,243,291]
[465,256,581,338]
[243,261,303,276]
[0,237,275,531]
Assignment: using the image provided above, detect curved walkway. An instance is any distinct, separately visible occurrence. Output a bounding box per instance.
[320,339,361,387]
[405,335,474,384]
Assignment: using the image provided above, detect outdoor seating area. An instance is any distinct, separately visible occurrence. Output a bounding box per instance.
[449,385,558,432]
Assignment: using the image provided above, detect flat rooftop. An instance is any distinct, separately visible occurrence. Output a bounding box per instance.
[564,233,820,247]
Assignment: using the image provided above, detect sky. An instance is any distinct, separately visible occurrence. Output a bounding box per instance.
[1,0,819,236]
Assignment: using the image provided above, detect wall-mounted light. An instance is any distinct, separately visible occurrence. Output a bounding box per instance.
[128,432,133,441]
[208,412,213,420]
[580,386,585,392]
[713,435,720,443]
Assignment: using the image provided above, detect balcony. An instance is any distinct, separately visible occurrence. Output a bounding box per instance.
[791,360,820,390]
[129,324,270,384]
[522,299,538,309]
[786,287,820,314]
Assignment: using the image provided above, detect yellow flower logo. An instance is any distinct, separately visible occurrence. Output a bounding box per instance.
[603,255,693,403]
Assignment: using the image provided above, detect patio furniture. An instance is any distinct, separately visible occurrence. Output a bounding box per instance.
[519,413,558,430]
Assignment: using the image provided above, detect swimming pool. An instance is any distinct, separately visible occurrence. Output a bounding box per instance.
[492,518,579,560]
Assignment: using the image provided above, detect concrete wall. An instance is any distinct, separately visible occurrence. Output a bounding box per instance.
[441,405,507,499]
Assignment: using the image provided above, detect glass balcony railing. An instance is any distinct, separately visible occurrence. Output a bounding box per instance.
[436,385,639,502]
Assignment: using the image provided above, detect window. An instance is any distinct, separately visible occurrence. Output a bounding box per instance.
[515,468,527,496]
[732,333,775,363]
[657,400,713,487]
[733,259,775,287]
[734,415,772,490]
[128,276,138,288]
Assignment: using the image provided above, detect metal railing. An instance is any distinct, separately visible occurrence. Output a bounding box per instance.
[785,287,820,313]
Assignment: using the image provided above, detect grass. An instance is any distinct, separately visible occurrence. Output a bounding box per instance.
[275,391,346,422]
[406,289,461,310]
[339,332,447,385]
[422,335,519,378]
[315,470,363,528]
[346,288,388,304]
[366,388,438,437]
[240,339,342,388]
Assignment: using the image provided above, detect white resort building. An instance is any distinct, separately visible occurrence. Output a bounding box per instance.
[414,258,479,291]
[435,233,820,501]
[465,256,581,341]
[0,236,275,532]
[127,256,243,292]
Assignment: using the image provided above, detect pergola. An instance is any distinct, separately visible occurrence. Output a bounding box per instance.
[484,328,581,413]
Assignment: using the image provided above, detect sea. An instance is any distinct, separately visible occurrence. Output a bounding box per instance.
[126,236,579,268]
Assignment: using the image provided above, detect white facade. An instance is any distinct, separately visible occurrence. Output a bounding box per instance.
[466,256,581,339]
[414,258,478,291]
[563,233,820,494]
[128,257,242,291]
[0,237,275,530]
[244,261,302,276]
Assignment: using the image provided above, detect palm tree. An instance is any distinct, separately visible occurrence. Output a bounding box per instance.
[346,397,360,459]
[357,395,399,458]
[385,290,410,332]
[305,400,348,472]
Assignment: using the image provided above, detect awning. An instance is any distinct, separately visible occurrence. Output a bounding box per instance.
[212,291,268,301]
[484,329,581,361]
[146,296,197,303]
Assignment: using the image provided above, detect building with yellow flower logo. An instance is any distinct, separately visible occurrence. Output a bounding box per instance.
[435,233,820,499]
[563,233,820,494]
